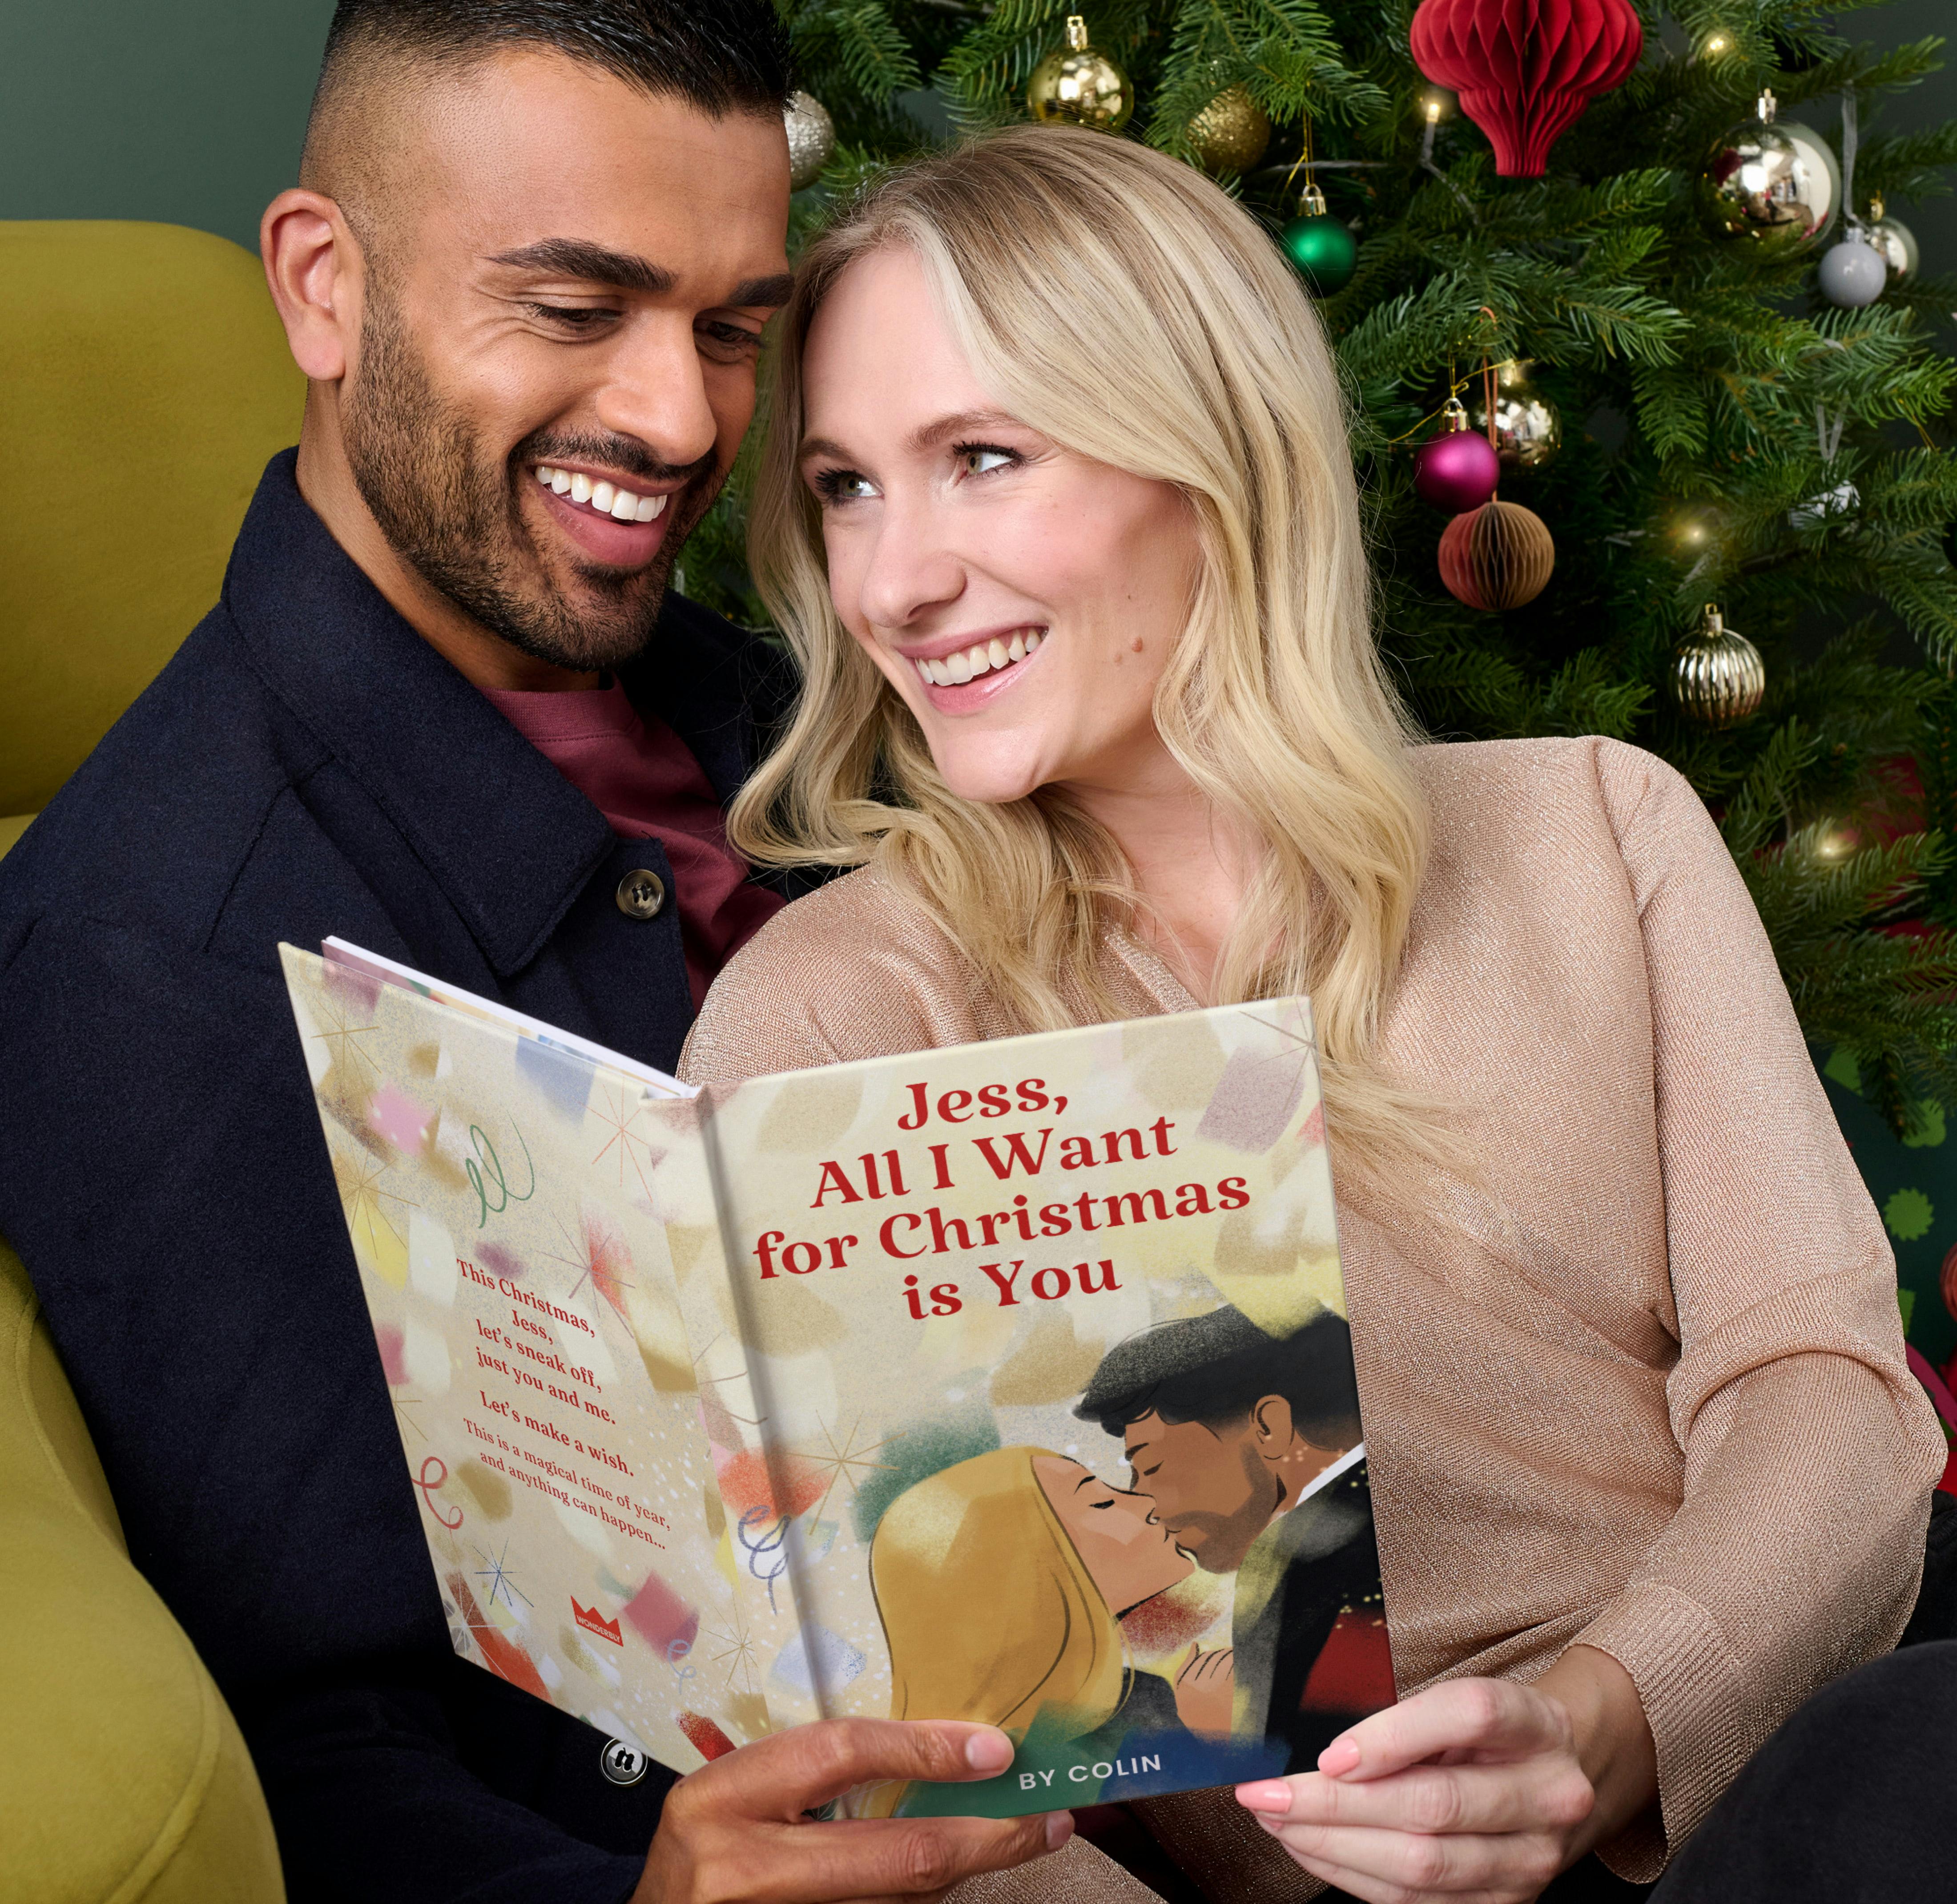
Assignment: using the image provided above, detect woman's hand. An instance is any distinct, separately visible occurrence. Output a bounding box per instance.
[1233,1646,1656,1904]
[1173,1645,1236,1735]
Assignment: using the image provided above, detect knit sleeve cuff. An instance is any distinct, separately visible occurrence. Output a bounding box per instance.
[1568,1583,1750,1884]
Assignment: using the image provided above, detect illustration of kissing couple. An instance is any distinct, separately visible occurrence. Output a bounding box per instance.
[866,1304,1389,1814]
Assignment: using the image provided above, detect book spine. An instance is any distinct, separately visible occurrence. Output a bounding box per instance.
[660,1086,824,1729]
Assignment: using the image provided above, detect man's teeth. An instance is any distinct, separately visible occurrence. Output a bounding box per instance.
[913,629,1041,687]
[534,466,667,523]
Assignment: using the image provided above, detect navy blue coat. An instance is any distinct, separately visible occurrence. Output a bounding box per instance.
[0,454,799,1903]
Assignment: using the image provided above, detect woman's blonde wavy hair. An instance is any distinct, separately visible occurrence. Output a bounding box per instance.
[864,1445,1126,1815]
[736,124,1439,1183]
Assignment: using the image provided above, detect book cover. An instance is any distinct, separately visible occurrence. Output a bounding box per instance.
[280,943,1390,1814]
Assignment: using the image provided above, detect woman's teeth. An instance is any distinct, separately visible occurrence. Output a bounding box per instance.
[534,464,668,524]
[913,629,1042,687]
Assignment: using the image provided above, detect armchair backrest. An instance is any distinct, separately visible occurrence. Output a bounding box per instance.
[0,221,302,825]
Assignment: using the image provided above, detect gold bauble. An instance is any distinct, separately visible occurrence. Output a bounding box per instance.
[784,89,835,191]
[1186,85,1271,175]
[1866,197,1921,284]
[1468,358,1562,470]
[1674,604,1765,728]
[1027,16,1133,133]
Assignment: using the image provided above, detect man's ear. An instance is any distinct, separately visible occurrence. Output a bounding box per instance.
[1249,1394,1296,1457]
[261,188,362,383]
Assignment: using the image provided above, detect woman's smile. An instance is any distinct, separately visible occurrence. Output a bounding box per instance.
[904,625,1047,706]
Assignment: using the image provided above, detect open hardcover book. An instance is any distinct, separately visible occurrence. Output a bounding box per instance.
[279,939,1391,1816]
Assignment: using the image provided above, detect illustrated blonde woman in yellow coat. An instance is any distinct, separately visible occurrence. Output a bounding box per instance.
[863,1445,1210,1818]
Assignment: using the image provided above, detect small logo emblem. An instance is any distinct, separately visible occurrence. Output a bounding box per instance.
[573,1597,624,1646]
[600,1739,649,1787]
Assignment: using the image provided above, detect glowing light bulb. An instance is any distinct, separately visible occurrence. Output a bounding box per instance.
[1703,31,1730,54]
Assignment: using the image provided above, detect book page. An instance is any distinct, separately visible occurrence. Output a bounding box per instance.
[681,999,1388,1818]
[279,945,770,1776]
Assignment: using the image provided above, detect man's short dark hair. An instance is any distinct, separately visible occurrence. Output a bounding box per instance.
[1075,1305,1362,1448]
[307,0,791,182]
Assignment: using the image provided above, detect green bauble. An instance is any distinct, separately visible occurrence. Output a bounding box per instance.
[1281,199,1357,296]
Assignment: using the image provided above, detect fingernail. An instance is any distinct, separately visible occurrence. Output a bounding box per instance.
[1045,1811,1074,1850]
[1234,1779,1293,1814]
[964,1729,1013,1774]
[1319,1737,1361,1776]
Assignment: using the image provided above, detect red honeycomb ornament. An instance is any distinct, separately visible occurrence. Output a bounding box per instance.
[1409,0,1642,177]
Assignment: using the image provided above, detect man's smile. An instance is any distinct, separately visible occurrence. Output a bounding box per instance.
[529,460,678,570]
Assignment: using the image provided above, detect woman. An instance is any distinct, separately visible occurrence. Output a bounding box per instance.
[865,1446,1213,1816]
[680,126,1944,1902]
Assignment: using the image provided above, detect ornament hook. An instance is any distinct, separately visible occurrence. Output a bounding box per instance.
[1065,14,1088,51]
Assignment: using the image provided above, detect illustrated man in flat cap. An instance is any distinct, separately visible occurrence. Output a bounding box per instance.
[1075,1304,1390,1769]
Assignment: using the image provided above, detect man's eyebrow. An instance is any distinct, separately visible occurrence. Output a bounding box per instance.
[731,272,795,308]
[488,239,675,294]
[486,241,792,311]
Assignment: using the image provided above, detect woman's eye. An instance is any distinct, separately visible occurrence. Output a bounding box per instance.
[958,444,1018,477]
[813,468,880,503]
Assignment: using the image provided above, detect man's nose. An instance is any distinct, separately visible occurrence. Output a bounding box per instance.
[592,318,720,473]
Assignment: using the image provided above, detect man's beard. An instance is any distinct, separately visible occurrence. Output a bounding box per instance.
[341,285,722,674]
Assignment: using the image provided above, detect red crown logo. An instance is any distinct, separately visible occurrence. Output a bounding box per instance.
[572,1597,623,1646]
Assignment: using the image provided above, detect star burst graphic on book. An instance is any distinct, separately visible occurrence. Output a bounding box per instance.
[795,1416,900,1524]
[704,1610,761,1693]
[537,1210,635,1323]
[307,998,381,1093]
[472,1540,533,1614]
[590,1083,664,1201]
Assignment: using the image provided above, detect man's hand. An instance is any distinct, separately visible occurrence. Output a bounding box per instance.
[1232,1650,1656,1904]
[634,1717,1072,1904]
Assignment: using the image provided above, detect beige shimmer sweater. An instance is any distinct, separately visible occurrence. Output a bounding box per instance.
[681,736,1943,1901]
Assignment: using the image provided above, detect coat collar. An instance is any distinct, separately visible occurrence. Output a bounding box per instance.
[221,451,769,977]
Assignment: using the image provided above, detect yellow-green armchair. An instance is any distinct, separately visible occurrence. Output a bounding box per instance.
[0,218,301,1902]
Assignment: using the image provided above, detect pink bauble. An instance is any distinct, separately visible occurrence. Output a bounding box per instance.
[1413,427,1502,512]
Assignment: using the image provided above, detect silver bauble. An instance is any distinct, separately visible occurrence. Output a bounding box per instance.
[1817,231,1887,307]
[1789,479,1860,531]
[1698,92,1839,254]
[1468,358,1562,470]
[784,89,836,191]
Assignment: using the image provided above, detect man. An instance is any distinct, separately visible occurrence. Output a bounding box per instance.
[0,4,1073,1899]
[1075,1306,1386,1770]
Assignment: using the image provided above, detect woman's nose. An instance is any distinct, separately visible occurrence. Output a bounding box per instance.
[855,495,966,631]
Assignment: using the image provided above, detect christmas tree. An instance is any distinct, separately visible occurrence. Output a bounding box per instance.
[684,0,1957,1134]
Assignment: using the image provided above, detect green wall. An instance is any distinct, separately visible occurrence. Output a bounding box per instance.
[0,2,1950,276]
[0,1,335,251]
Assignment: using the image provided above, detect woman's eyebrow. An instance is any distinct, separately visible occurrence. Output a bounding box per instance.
[799,434,853,463]
[906,409,1020,453]
[1073,1471,1099,1492]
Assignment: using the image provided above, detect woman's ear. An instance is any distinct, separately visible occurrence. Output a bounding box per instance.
[261,188,361,383]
